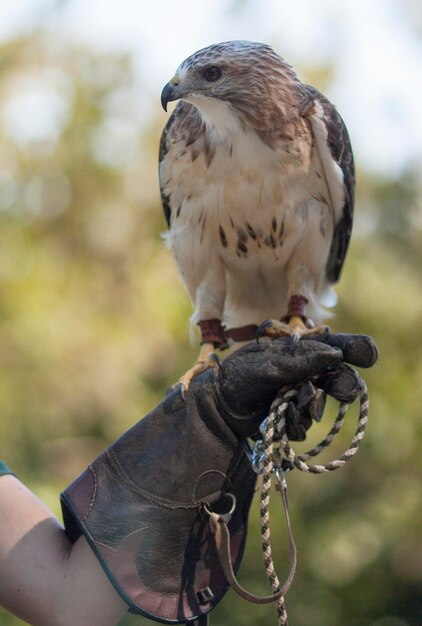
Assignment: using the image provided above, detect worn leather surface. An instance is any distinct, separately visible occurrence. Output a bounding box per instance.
[61,372,257,624]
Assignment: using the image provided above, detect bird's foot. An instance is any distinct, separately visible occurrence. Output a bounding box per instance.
[174,342,221,398]
[257,315,330,348]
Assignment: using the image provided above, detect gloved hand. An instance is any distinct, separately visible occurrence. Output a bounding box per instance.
[218,333,378,439]
[61,333,378,625]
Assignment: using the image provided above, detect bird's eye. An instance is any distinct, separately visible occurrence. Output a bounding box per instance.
[202,66,222,82]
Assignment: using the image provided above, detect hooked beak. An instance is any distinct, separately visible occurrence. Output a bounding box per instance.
[161,82,179,112]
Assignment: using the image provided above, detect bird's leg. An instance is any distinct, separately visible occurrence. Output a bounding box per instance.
[176,318,227,397]
[178,342,220,397]
[257,295,329,346]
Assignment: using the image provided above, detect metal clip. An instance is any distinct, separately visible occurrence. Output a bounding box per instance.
[252,452,265,474]
[274,465,288,492]
[203,493,237,524]
[259,417,269,437]
[251,439,266,474]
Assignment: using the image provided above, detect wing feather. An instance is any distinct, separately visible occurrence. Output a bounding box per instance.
[303,86,355,284]
[159,101,207,227]
[158,110,176,227]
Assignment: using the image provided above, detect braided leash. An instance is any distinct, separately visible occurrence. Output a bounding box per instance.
[206,378,369,626]
[253,380,369,625]
[260,409,291,625]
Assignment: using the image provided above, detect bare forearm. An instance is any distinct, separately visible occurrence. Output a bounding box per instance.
[0,475,127,626]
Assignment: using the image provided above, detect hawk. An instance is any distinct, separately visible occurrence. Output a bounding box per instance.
[159,41,354,391]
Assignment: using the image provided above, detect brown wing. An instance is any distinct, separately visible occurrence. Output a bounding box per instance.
[304,85,355,284]
[158,112,174,227]
[158,101,208,228]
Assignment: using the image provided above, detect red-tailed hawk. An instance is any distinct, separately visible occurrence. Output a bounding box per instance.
[159,41,354,391]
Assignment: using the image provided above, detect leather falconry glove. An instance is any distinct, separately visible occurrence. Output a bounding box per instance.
[61,333,378,625]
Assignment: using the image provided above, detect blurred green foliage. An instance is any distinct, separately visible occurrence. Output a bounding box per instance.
[0,27,421,626]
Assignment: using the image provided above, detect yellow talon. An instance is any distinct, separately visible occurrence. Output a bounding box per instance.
[177,342,220,398]
[257,316,329,346]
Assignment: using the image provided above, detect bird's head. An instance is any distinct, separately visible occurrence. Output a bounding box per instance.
[161,41,301,132]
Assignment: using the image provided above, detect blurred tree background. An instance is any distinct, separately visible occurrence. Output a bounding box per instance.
[0,1,421,625]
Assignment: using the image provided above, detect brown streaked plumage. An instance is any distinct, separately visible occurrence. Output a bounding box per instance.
[159,40,355,390]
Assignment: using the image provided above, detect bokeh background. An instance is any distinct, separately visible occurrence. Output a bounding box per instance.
[0,1,421,624]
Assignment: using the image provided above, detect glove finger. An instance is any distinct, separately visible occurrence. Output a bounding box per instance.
[302,333,379,368]
[231,338,344,386]
[264,339,344,384]
[316,364,364,404]
[295,382,326,422]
